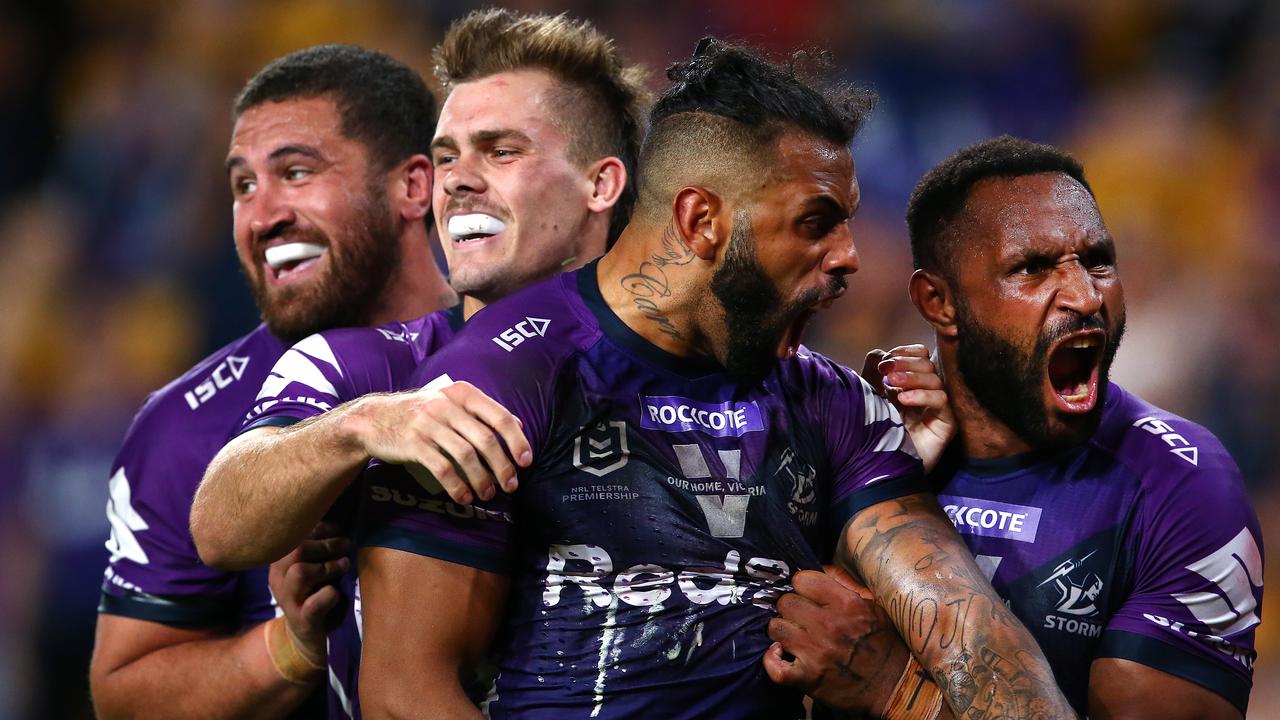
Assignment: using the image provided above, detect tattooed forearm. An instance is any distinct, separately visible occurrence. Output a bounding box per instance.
[619,220,696,339]
[840,494,1076,720]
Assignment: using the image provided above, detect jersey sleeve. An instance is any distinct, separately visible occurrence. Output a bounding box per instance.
[356,305,573,574]
[100,399,253,629]
[1097,428,1262,714]
[815,358,927,539]
[238,333,354,433]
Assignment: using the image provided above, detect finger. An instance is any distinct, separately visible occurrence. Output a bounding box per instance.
[294,535,351,563]
[883,370,943,392]
[896,389,949,411]
[299,583,341,626]
[880,355,940,376]
[775,588,824,622]
[410,444,474,505]
[309,521,344,540]
[860,349,889,396]
[821,564,872,597]
[762,641,808,687]
[886,344,930,358]
[456,388,532,472]
[287,556,351,594]
[790,570,861,606]
[447,410,520,496]
[429,425,500,502]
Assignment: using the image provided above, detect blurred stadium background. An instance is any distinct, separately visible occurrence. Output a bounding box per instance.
[0,0,1275,717]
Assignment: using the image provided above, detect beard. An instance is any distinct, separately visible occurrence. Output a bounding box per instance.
[243,179,401,344]
[953,298,1125,450]
[709,211,839,384]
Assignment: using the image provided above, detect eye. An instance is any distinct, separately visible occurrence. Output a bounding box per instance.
[492,147,519,161]
[1083,247,1115,270]
[799,215,838,239]
[433,153,456,167]
[284,166,312,181]
[1017,257,1053,275]
[232,177,256,196]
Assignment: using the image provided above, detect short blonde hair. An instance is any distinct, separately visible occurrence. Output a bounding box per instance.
[434,9,650,243]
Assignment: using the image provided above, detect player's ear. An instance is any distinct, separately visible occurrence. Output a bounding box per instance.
[672,186,723,261]
[585,156,626,214]
[909,269,958,338]
[396,154,433,222]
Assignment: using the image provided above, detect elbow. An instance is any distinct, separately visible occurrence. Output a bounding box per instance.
[189,515,251,572]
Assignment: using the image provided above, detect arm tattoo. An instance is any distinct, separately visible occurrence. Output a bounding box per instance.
[839,495,1075,720]
[619,220,695,339]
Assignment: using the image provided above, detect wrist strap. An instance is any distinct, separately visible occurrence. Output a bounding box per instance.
[263,616,324,685]
[883,654,944,720]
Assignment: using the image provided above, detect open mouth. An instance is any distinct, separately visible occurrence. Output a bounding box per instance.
[263,242,326,283]
[1045,331,1104,413]
[447,213,507,245]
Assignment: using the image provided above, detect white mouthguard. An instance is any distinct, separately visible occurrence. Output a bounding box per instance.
[264,242,325,270]
[447,213,507,240]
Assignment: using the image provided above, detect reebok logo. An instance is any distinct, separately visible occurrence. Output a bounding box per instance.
[492,317,550,352]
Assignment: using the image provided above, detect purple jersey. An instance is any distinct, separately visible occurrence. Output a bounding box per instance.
[238,308,460,719]
[934,384,1262,714]
[99,324,325,716]
[360,265,924,719]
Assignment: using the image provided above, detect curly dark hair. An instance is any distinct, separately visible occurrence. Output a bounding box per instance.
[636,38,876,214]
[907,135,1093,278]
[233,44,438,176]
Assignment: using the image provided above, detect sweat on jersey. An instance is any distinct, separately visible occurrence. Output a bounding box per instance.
[234,307,460,719]
[934,383,1262,715]
[99,324,323,717]
[359,263,925,720]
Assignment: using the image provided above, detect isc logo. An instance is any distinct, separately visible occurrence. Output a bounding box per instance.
[492,317,550,352]
[184,355,249,410]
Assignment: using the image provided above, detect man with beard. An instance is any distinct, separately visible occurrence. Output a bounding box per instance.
[765,136,1261,719]
[189,10,649,715]
[355,42,1075,720]
[90,46,455,719]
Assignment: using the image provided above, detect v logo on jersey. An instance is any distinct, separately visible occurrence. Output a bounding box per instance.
[670,444,754,538]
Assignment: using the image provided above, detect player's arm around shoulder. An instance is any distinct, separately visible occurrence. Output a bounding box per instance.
[358,546,508,719]
[192,342,529,569]
[837,493,1077,719]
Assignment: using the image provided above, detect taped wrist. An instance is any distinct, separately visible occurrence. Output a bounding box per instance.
[882,654,943,720]
[263,616,325,685]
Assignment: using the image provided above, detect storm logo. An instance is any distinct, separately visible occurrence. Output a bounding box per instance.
[1038,550,1103,617]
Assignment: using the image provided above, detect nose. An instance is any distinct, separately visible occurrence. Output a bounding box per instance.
[822,224,860,276]
[442,151,487,198]
[1055,261,1103,317]
[245,181,296,241]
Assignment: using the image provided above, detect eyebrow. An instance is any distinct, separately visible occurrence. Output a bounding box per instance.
[225,144,327,175]
[430,128,534,155]
[800,195,851,217]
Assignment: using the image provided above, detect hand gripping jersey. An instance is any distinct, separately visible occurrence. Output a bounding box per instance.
[934,384,1262,715]
[360,264,925,719]
[99,324,324,717]
[236,308,460,719]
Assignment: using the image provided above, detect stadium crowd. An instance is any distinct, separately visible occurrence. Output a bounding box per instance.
[0,1,1275,717]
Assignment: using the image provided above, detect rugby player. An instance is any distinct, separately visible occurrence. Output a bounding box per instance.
[356,42,1075,719]
[189,9,649,715]
[765,137,1262,719]
[89,46,453,718]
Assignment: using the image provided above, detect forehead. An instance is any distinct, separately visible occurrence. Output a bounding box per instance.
[963,172,1105,253]
[765,132,857,203]
[228,96,347,158]
[436,69,567,142]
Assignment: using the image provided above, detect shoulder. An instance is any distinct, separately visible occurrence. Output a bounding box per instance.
[1093,384,1242,494]
[421,273,600,376]
[774,346,882,425]
[125,325,285,444]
